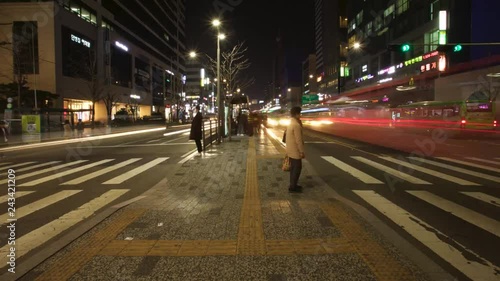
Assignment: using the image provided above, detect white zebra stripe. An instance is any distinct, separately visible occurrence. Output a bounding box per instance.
[0,160,88,185]
[0,161,62,175]
[0,162,36,170]
[103,157,169,184]
[354,190,500,281]
[0,190,81,222]
[460,192,500,208]
[61,158,142,185]
[19,159,114,187]
[352,156,431,185]
[380,157,479,185]
[465,157,500,166]
[322,156,383,184]
[0,191,34,204]
[0,189,129,265]
[437,157,500,174]
[407,190,500,237]
[408,157,500,184]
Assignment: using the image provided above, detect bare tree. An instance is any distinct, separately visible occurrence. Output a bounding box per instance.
[80,48,104,128]
[205,42,253,94]
[102,89,120,126]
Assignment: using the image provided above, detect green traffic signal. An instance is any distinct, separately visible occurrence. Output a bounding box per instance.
[401,44,410,52]
[454,44,462,52]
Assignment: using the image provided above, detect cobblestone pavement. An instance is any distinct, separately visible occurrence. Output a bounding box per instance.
[17,130,431,281]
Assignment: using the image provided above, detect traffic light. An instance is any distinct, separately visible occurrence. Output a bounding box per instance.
[388,44,411,52]
[436,44,463,53]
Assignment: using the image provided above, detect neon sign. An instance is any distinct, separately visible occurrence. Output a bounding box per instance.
[71,34,90,48]
[115,41,129,52]
[356,74,374,83]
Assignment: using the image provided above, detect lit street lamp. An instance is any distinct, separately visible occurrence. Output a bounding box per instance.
[212,18,225,143]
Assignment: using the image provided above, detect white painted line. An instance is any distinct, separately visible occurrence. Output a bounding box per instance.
[0,162,36,170]
[437,157,500,174]
[0,189,129,264]
[380,157,479,186]
[0,127,167,152]
[465,157,500,166]
[178,150,199,164]
[4,161,62,174]
[0,190,81,222]
[407,190,500,237]
[161,135,187,144]
[354,190,500,281]
[460,192,500,207]
[0,162,11,169]
[61,158,141,185]
[0,160,88,185]
[91,143,193,148]
[181,148,197,158]
[146,139,161,143]
[102,157,169,184]
[0,191,34,204]
[409,157,500,184]
[163,128,190,137]
[321,156,383,184]
[20,159,114,187]
[352,156,431,185]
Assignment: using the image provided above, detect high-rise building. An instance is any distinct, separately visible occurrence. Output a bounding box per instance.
[0,0,185,123]
[341,0,500,103]
[301,55,318,96]
[314,0,348,95]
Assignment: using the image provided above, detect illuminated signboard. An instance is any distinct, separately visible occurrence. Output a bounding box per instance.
[379,78,393,83]
[405,51,439,67]
[71,34,91,48]
[420,62,438,73]
[362,65,368,72]
[115,41,129,52]
[355,74,374,83]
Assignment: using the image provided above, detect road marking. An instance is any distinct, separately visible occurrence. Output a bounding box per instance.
[161,135,186,144]
[0,162,11,169]
[178,150,199,164]
[103,157,169,184]
[0,191,34,204]
[181,148,197,158]
[146,139,161,143]
[91,143,193,148]
[321,156,383,184]
[0,161,36,170]
[0,160,88,185]
[407,190,500,237]
[61,158,142,185]
[437,157,500,174]
[409,157,500,184]
[0,190,81,222]
[465,157,500,166]
[352,156,431,185]
[3,161,62,174]
[460,192,500,207]
[380,157,479,186]
[353,190,500,281]
[20,159,114,187]
[0,189,129,265]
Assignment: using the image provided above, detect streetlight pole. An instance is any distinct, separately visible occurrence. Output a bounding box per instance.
[213,19,223,143]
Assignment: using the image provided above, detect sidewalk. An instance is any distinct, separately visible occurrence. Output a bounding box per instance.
[17,130,432,280]
[0,123,189,148]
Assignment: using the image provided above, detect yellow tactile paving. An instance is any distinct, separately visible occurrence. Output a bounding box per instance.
[237,137,265,243]
[37,132,420,281]
[35,208,146,281]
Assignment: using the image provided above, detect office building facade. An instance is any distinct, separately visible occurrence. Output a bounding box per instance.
[0,0,186,123]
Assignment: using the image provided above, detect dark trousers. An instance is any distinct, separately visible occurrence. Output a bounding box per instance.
[289,157,302,189]
[195,139,202,152]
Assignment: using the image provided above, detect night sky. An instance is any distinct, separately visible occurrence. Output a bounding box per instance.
[185,0,315,100]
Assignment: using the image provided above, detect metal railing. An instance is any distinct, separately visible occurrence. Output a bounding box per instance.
[202,118,219,151]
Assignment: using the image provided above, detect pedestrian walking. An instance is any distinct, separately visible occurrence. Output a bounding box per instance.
[63,120,73,139]
[190,105,203,153]
[76,119,84,138]
[0,120,8,142]
[285,106,305,193]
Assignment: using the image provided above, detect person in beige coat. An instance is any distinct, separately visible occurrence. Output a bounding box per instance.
[285,106,305,193]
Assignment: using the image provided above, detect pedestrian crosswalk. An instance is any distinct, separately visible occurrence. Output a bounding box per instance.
[0,189,129,266]
[353,190,500,281]
[320,155,500,186]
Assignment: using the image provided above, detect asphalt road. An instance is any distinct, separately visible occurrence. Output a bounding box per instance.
[275,126,500,280]
[0,125,199,269]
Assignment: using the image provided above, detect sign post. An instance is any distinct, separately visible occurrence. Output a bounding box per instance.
[21,115,41,143]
